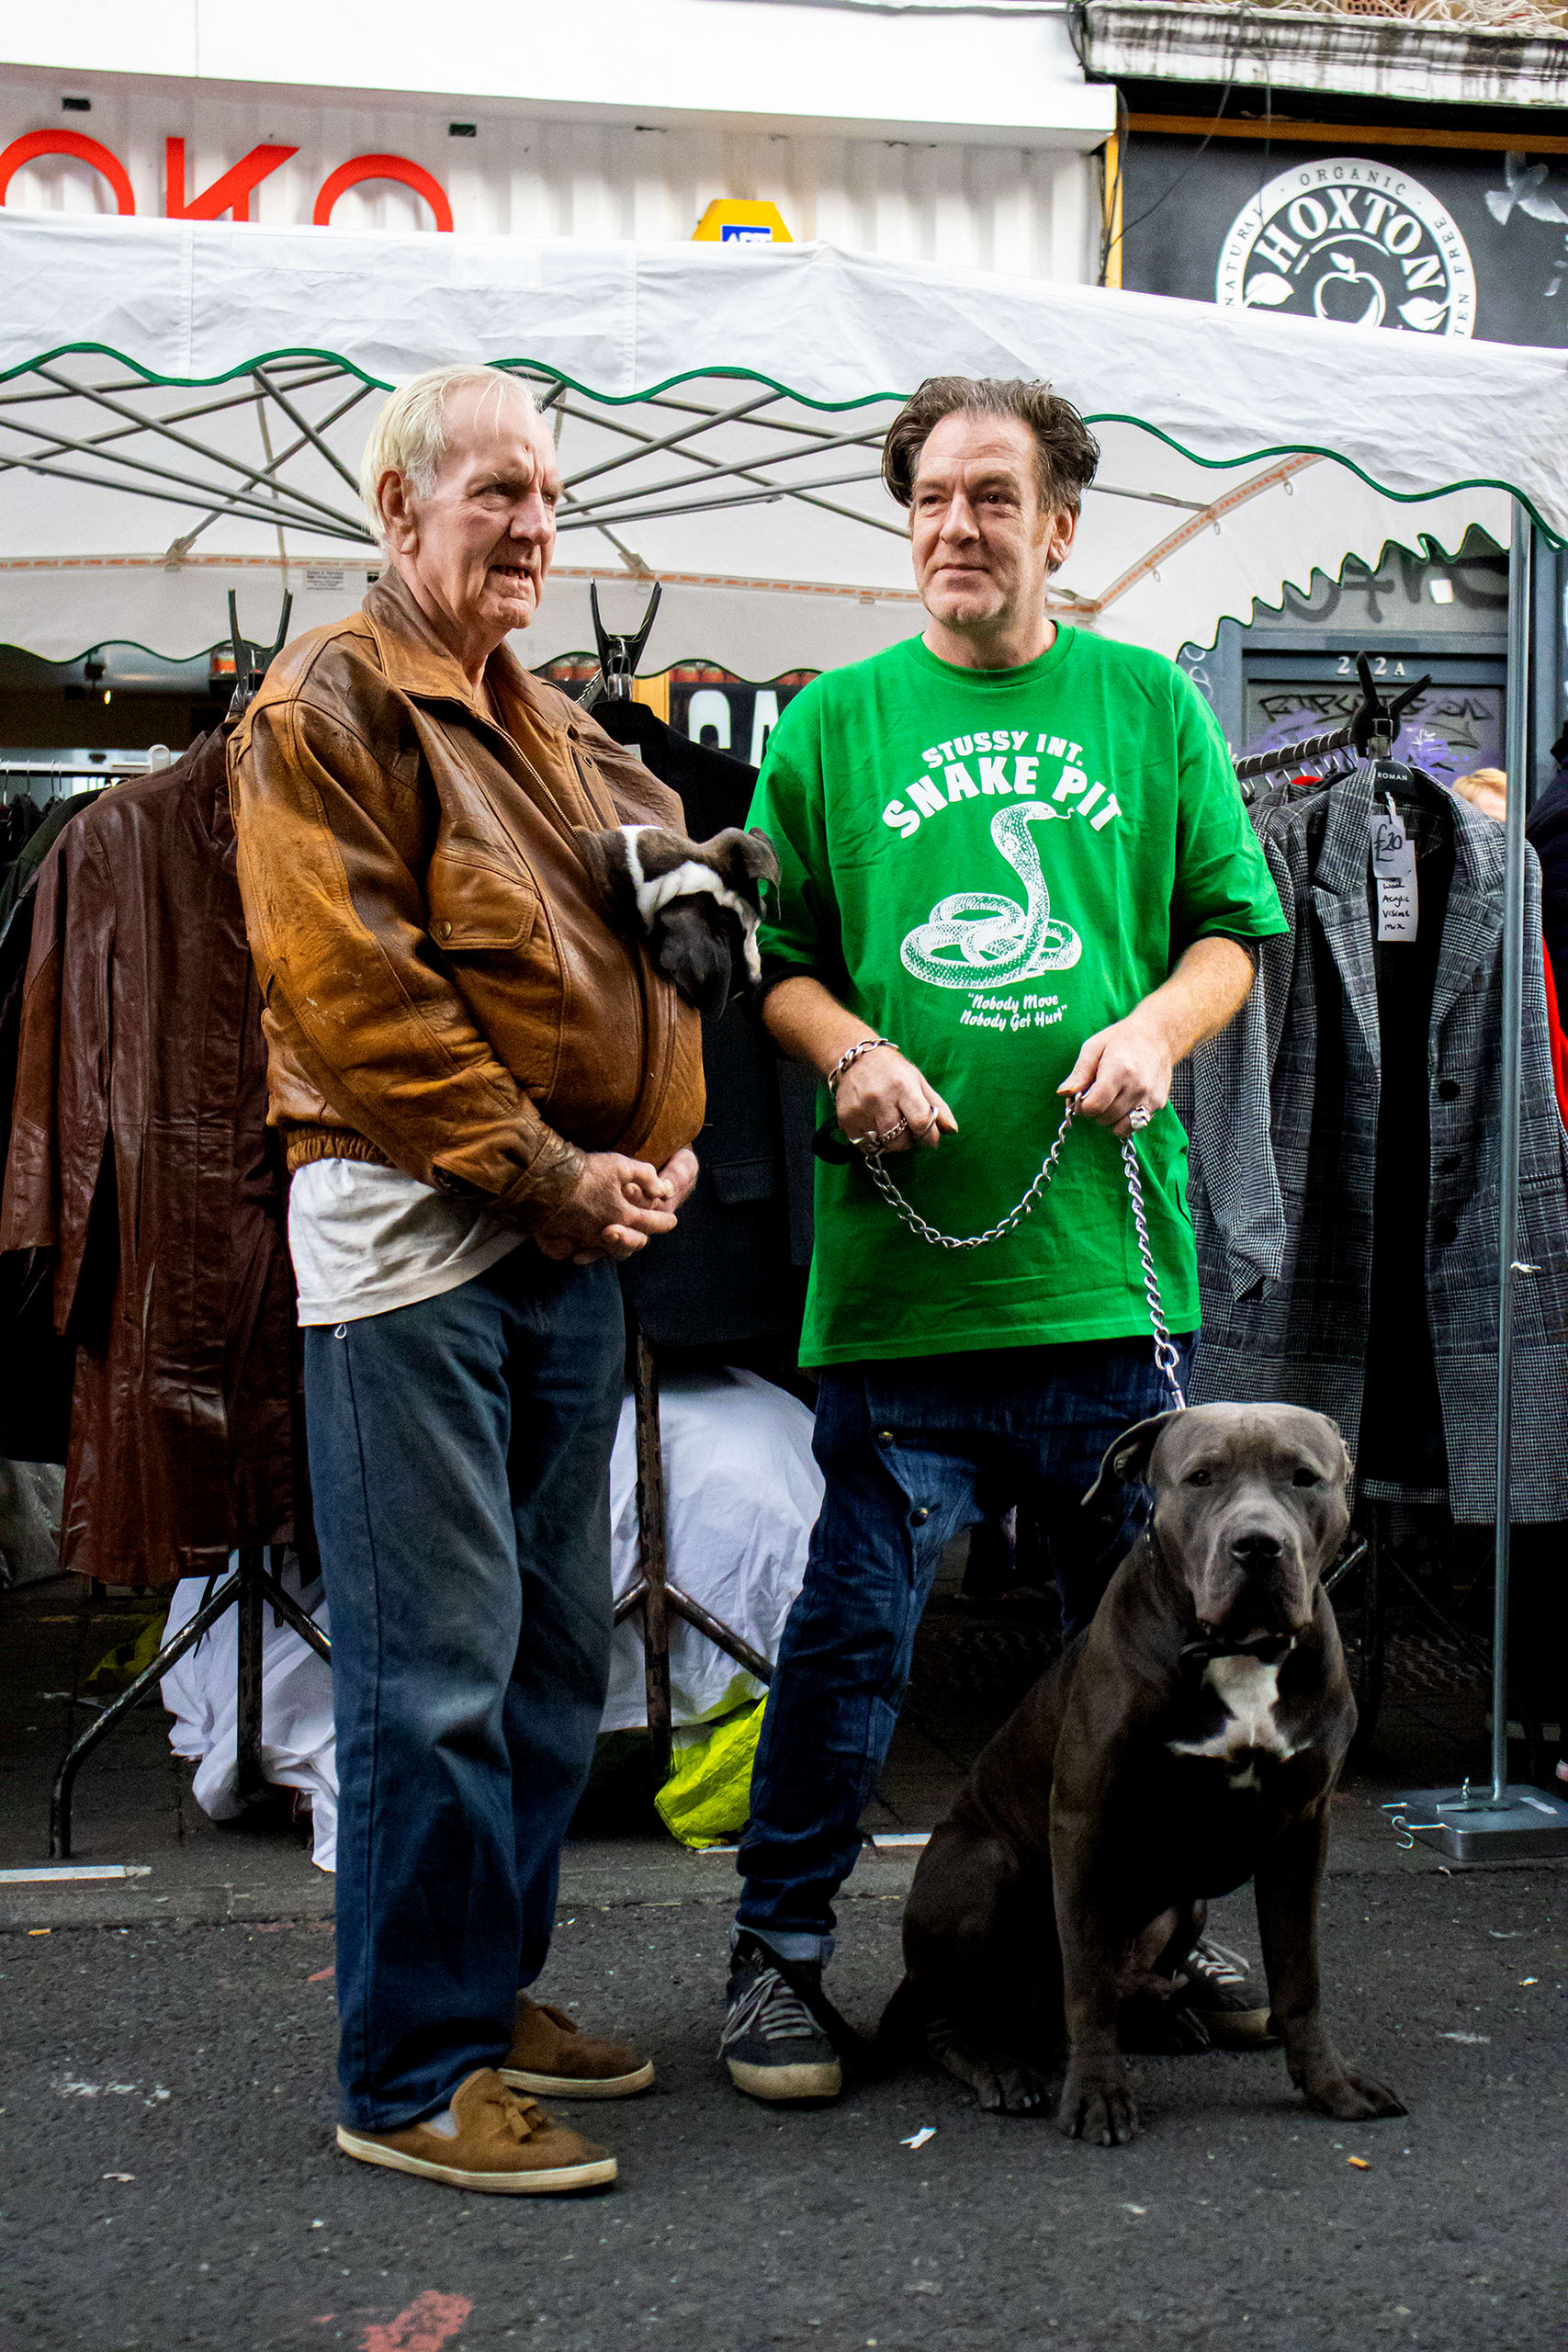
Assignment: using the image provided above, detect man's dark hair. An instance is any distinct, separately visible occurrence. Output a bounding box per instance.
[881,376,1100,518]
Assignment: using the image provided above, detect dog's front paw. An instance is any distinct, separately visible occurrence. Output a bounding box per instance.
[1057,2062,1139,2146]
[1298,2064,1407,2122]
[982,2060,1054,2119]
[930,2030,1054,2117]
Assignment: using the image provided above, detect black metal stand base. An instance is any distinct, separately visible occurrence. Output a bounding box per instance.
[50,1547,331,1860]
[615,1323,771,1793]
[1393,1781,1568,1861]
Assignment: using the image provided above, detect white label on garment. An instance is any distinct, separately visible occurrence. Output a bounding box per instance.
[1369,807,1417,940]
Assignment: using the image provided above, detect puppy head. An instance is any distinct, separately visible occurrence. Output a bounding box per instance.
[578,822,780,1017]
[1086,1402,1352,1641]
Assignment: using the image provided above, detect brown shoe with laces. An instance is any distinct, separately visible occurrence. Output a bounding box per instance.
[335,2068,616,2193]
[500,1994,655,2100]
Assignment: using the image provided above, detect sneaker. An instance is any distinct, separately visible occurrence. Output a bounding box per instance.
[720,1931,843,2103]
[500,1995,654,2100]
[1176,1937,1276,2050]
[336,2068,616,2194]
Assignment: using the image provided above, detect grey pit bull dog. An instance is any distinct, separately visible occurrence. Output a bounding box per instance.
[885,1401,1406,2147]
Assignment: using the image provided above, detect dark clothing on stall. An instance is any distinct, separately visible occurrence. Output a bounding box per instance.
[1359,808,1455,1491]
[0,734,302,1585]
[0,790,104,939]
[594,701,809,1351]
[1182,759,1568,1522]
[0,794,47,896]
[0,792,107,1468]
[1526,763,1568,1010]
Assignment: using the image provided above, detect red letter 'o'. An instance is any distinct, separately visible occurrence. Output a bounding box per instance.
[311,154,453,233]
[0,130,136,214]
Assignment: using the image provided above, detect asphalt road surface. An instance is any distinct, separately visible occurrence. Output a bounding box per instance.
[2,1869,1562,2352]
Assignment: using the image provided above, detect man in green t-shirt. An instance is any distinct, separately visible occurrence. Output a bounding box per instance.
[718,376,1288,2107]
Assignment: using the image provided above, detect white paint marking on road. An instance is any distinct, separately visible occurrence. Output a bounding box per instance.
[900,2126,936,2150]
[0,1864,151,1883]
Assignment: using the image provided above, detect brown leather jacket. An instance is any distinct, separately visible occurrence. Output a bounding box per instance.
[0,732,302,1584]
[230,570,704,1226]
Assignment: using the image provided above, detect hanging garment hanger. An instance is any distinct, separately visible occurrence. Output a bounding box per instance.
[223,588,295,725]
[1233,650,1432,791]
[581,580,661,714]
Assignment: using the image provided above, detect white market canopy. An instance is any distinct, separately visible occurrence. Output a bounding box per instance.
[0,208,1562,676]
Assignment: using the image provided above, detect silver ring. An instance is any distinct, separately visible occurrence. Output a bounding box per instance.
[874,1118,909,1146]
[1127,1104,1153,1132]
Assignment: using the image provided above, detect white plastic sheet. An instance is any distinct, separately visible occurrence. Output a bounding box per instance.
[602,1367,820,1735]
[1,213,1562,530]
[159,1372,821,1862]
[160,1556,338,1872]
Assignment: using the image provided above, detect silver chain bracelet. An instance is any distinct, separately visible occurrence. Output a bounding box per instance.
[827,1035,898,1092]
[858,1095,1188,1411]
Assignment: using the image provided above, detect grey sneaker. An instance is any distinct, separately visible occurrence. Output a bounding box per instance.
[720,1931,843,2103]
[1178,1936,1276,2049]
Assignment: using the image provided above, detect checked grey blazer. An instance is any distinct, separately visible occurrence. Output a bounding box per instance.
[1180,759,1568,1523]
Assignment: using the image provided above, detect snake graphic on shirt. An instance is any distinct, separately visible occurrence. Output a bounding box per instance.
[899,802,1083,989]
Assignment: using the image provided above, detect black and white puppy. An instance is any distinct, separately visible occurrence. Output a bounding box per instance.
[579,822,781,1019]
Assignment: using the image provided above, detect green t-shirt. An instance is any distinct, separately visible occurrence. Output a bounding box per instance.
[748,627,1287,1369]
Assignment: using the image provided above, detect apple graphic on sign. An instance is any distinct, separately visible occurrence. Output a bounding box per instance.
[1313,248,1387,328]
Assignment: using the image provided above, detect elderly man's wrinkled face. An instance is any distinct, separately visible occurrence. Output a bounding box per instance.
[381,382,560,659]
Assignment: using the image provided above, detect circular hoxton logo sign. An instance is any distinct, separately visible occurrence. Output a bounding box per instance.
[1217,158,1475,338]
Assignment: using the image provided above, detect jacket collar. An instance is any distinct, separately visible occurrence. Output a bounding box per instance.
[362,564,538,726]
[1309,755,1505,906]
[1305,756,1509,1065]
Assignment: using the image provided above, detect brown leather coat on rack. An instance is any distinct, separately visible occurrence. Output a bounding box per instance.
[0,731,304,1586]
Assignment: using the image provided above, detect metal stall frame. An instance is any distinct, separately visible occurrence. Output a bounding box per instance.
[1396,504,1568,1859]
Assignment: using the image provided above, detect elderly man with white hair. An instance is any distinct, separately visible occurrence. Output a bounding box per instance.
[231,365,703,2193]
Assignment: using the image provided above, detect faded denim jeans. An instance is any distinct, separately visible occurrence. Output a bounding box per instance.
[736,1335,1193,1962]
[305,1250,623,2131]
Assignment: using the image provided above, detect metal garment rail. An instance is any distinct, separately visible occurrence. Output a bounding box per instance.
[50,1547,330,1860]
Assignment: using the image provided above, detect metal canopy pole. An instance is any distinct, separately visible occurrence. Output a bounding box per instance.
[1399,500,1568,1860]
[1489,503,1531,1806]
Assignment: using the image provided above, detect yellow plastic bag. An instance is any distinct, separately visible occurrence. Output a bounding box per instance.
[654,1698,768,1849]
[85,1611,169,1695]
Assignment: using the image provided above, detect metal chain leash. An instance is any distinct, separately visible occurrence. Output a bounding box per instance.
[858,1094,1188,1411]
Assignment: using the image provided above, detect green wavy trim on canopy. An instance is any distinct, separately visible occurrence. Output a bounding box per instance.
[1177,519,1508,662]
[0,341,1561,548]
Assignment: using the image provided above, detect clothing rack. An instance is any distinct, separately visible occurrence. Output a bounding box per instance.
[45,588,332,1859]
[1227,628,1567,1845]
[1229,651,1504,1761]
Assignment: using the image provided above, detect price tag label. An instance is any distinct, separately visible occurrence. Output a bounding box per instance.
[1369,806,1417,940]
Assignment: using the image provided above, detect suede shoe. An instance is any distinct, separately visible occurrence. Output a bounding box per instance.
[500,1994,655,2100]
[336,2068,616,2193]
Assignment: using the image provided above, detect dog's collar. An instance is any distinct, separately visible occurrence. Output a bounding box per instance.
[1180,1631,1300,1670]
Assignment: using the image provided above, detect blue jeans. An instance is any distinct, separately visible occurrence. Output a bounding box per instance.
[304,1250,624,2131]
[735,1335,1192,1962]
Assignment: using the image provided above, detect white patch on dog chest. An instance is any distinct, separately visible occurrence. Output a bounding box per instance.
[1168,1656,1299,1781]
